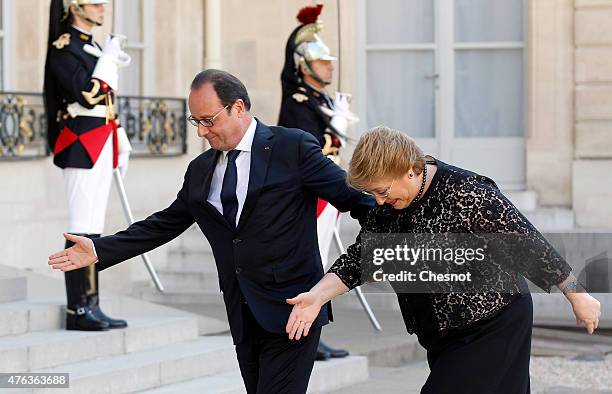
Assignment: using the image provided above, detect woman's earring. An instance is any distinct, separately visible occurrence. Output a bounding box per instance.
[409,173,414,178]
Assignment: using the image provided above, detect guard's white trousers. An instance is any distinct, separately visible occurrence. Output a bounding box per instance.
[317,200,341,271]
[62,134,114,234]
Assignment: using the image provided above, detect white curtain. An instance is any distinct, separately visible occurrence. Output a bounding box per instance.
[366,0,434,45]
[454,0,524,138]
[455,0,523,43]
[0,0,4,90]
[366,0,435,138]
[455,49,524,138]
[367,51,435,138]
[116,0,143,96]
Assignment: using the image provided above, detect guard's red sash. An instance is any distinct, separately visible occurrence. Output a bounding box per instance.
[53,120,119,168]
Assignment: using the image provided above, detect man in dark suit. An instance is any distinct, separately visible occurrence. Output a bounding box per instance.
[48,69,372,393]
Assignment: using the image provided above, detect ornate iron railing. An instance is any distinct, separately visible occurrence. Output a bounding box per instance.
[0,91,187,160]
[0,92,47,159]
[116,95,187,157]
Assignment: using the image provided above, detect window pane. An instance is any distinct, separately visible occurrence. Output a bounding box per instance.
[366,0,434,45]
[455,0,523,42]
[118,0,142,43]
[119,49,142,96]
[0,39,3,90]
[367,51,435,138]
[455,49,524,137]
[0,0,3,30]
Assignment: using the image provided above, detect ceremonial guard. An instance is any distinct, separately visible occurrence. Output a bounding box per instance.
[44,0,132,331]
[278,4,358,361]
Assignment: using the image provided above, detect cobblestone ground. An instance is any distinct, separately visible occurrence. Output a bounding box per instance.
[330,356,612,393]
[531,355,612,392]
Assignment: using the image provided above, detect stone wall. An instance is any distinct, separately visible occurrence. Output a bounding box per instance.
[573,0,612,227]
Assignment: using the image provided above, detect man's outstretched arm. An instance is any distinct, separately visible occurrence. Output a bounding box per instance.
[49,166,195,272]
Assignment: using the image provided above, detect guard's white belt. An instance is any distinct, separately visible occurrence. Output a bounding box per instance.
[66,102,107,118]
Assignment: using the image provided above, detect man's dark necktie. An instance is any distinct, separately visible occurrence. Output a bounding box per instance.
[221,150,240,228]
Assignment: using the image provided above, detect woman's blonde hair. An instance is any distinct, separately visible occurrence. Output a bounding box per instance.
[348,126,425,190]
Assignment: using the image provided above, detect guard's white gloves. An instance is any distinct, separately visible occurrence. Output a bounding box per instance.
[116,126,132,178]
[91,35,131,91]
[319,92,359,146]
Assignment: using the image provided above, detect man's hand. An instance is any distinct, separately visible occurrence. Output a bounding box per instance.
[285,292,324,340]
[48,233,98,272]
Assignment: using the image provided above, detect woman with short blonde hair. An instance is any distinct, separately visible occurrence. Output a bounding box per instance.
[285,126,601,393]
[347,126,425,191]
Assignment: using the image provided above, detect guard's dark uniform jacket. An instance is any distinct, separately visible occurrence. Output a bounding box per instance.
[278,83,342,159]
[44,26,116,170]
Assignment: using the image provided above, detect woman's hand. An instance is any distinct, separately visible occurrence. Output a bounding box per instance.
[566,292,601,334]
[285,292,324,340]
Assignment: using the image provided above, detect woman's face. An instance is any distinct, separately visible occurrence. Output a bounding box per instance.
[365,169,421,210]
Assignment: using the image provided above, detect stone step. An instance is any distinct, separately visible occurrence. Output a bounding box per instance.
[26,336,238,394]
[505,190,538,213]
[157,268,221,291]
[532,293,612,329]
[138,355,369,394]
[0,316,198,372]
[331,292,401,313]
[0,300,63,337]
[166,250,217,272]
[128,285,231,336]
[524,208,575,232]
[0,275,27,303]
[137,287,225,307]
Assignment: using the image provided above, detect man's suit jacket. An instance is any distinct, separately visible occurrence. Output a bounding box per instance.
[93,120,373,344]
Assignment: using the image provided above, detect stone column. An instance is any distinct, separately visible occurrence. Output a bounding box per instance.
[526,0,575,207]
[573,0,612,227]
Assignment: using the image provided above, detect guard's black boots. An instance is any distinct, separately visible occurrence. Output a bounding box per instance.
[66,304,109,331]
[318,340,349,359]
[64,234,127,330]
[88,294,128,329]
[315,347,331,361]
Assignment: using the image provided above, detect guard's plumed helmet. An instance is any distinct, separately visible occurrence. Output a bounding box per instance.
[61,0,109,25]
[293,4,337,80]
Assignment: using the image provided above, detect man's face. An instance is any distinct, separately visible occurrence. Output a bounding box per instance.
[309,59,334,85]
[188,83,246,151]
[77,4,105,26]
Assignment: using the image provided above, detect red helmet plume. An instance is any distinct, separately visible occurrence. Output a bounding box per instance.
[296,4,323,25]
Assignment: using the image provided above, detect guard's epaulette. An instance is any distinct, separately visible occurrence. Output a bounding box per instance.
[292,93,309,103]
[52,33,71,49]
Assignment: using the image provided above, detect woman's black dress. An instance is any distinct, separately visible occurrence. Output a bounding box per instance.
[329,158,572,394]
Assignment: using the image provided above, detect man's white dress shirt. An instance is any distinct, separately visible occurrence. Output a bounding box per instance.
[207,118,257,227]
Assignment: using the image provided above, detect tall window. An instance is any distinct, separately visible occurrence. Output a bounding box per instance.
[361,0,526,187]
[454,0,524,138]
[365,0,436,138]
[0,0,5,89]
[115,0,150,96]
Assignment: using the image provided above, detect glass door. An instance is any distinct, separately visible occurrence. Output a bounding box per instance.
[361,0,526,189]
[364,0,439,156]
[450,0,526,189]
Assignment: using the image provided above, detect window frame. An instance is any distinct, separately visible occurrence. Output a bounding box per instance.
[113,0,154,96]
[0,0,15,90]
